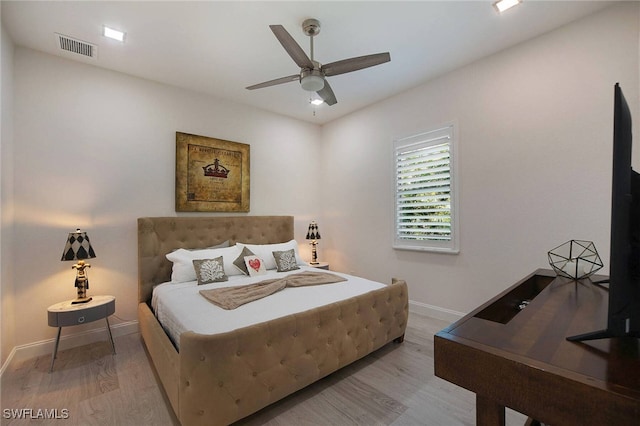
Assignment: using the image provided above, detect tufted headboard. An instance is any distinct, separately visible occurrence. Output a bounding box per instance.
[137,216,294,304]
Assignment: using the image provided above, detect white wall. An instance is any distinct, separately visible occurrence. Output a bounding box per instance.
[321,3,640,315]
[1,12,16,366]
[10,48,322,348]
[3,2,639,359]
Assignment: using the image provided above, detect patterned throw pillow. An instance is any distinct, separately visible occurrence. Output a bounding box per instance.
[233,246,255,275]
[244,255,267,276]
[193,257,228,285]
[273,249,300,272]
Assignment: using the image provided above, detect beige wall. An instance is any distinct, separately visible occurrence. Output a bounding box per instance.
[8,48,322,350]
[320,2,640,314]
[1,18,16,367]
[1,2,639,364]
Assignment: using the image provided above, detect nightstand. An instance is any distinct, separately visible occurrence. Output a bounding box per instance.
[310,262,329,270]
[47,295,116,372]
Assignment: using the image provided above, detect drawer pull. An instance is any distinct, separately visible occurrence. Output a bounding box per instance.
[78,316,85,323]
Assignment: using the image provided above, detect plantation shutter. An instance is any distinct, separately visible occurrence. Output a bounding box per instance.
[394,125,458,252]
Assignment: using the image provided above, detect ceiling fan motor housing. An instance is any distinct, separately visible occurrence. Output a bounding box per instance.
[302,19,321,36]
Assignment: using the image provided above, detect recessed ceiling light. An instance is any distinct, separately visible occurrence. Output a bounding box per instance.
[103,26,125,42]
[493,0,522,14]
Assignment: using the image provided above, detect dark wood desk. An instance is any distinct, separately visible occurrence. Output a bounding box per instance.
[434,269,640,425]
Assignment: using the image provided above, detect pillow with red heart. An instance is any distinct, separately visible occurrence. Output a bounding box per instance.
[244,255,267,276]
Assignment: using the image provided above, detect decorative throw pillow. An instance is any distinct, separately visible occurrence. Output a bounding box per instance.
[236,240,306,270]
[166,245,242,282]
[193,257,228,285]
[273,249,300,272]
[233,246,255,275]
[244,255,267,276]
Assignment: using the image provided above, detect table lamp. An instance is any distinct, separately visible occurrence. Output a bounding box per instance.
[306,221,321,265]
[61,229,96,304]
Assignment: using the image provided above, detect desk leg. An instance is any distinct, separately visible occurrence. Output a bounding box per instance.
[105,316,116,355]
[49,327,62,373]
[477,394,505,426]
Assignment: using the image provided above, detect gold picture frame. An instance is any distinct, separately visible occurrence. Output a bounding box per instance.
[175,132,250,212]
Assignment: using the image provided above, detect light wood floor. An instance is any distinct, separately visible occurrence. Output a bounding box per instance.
[1,312,527,425]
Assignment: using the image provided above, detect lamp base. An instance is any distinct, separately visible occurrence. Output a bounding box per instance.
[71,296,93,304]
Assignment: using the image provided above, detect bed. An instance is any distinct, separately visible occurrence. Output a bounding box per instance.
[138,216,408,425]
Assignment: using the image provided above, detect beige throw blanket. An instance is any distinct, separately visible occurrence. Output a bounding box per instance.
[199,271,347,310]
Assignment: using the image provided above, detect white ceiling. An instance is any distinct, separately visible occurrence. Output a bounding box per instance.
[1,1,614,124]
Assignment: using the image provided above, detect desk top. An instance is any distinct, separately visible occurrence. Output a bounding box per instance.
[435,269,640,425]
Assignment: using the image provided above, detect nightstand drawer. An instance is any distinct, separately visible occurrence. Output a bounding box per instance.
[48,299,115,327]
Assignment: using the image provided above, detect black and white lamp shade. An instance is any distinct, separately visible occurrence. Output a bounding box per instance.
[306,221,321,240]
[61,229,96,261]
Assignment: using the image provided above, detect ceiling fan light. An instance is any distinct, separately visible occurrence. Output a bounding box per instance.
[301,75,325,92]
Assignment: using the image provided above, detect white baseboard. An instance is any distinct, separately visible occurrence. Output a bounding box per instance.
[0,346,18,377]
[0,320,139,376]
[409,300,465,323]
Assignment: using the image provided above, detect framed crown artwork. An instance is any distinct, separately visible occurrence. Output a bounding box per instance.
[175,132,250,212]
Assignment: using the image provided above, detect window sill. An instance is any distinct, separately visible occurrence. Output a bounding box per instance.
[392,244,460,254]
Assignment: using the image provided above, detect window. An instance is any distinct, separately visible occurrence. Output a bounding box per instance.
[393,124,459,253]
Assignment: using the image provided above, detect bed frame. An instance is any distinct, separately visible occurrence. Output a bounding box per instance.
[138,216,408,425]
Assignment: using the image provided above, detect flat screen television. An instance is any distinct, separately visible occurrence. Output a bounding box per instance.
[568,83,640,341]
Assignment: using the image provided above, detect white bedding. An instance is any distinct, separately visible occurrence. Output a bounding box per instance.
[151,266,386,349]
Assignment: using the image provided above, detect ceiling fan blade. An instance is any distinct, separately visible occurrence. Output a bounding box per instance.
[317,80,337,106]
[322,52,390,77]
[246,74,299,90]
[269,25,314,69]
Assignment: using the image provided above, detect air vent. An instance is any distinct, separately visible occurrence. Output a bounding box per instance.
[55,33,97,60]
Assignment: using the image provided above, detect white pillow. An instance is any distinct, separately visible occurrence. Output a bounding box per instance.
[236,240,306,270]
[166,245,242,282]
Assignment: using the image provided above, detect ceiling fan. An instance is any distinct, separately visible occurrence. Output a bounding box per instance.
[246,18,390,106]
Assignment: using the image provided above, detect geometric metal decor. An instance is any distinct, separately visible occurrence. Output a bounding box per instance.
[548,239,604,280]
